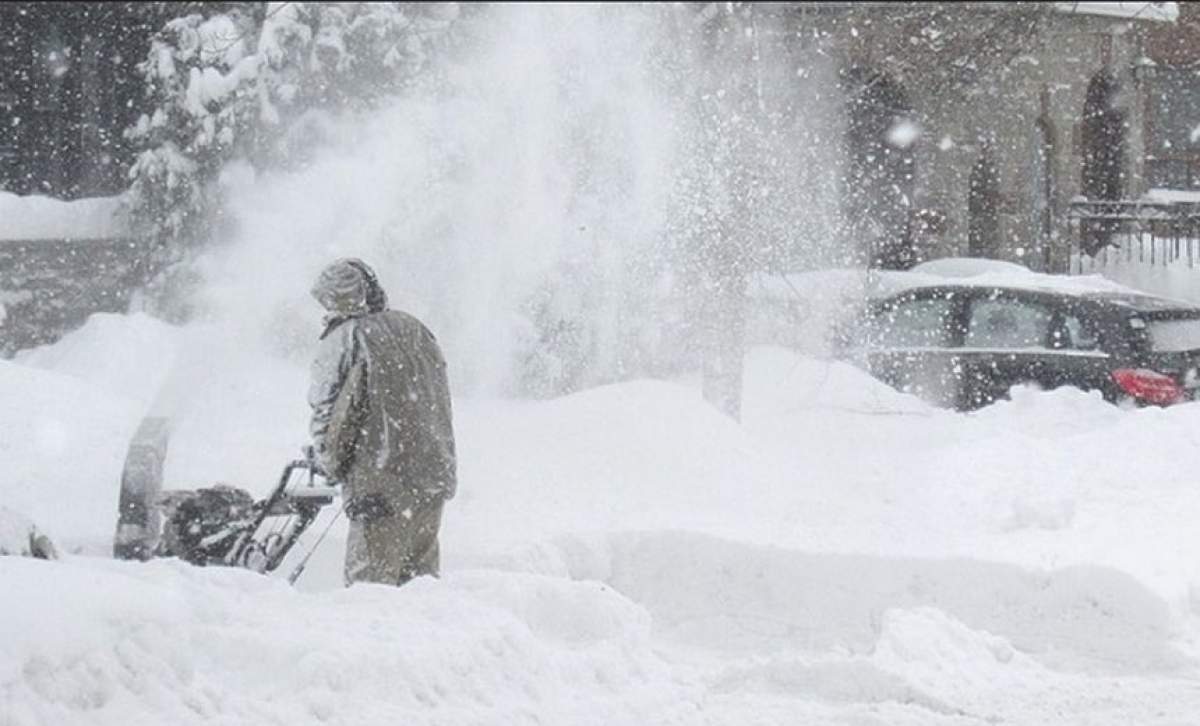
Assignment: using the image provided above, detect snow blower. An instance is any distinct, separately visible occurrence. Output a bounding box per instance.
[113,415,342,580]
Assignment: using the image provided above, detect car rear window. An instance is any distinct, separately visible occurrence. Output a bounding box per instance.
[1147,318,1200,352]
[965,298,1053,350]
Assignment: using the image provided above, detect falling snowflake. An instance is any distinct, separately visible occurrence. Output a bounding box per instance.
[887,120,921,149]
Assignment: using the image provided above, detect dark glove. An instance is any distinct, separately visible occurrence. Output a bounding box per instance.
[345,493,394,523]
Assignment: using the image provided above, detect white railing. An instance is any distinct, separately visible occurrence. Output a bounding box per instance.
[1067,197,1200,303]
[1071,236,1200,304]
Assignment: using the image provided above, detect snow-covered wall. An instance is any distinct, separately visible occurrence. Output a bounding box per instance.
[0,192,128,241]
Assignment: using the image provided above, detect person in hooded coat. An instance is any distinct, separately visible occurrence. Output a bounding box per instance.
[308,258,456,586]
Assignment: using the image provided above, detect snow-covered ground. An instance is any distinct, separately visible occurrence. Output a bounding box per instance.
[7,299,1200,724]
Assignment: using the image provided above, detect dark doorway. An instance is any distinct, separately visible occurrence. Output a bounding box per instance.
[968,142,1001,258]
[1080,71,1127,255]
[841,66,917,270]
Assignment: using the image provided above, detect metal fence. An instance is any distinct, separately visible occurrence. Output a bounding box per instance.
[1066,198,1200,274]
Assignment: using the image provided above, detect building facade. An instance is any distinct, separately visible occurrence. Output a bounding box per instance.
[728,2,1177,273]
[0,2,1182,260]
[1143,2,1200,190]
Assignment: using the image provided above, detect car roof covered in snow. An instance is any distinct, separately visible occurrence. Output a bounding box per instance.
[870,258,1200,312]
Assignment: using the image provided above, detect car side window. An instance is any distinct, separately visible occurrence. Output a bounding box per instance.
[874,296,957,349]
[964,296,1054,350]
[1054,312,1101,351]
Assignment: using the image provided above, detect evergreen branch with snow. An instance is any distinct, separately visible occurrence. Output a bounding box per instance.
[122,2,460,259]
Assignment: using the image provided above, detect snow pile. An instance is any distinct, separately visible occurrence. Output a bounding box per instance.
[16,313,181,407]
[447,378,796,558]
[0,556,698,726]
[0,192,128,241]
[0,507,43,557]
[8,323,1200,721]
[0,360,143,551]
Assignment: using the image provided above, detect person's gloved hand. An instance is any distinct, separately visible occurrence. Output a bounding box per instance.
[344,493,393,522]
[302,445,326,476]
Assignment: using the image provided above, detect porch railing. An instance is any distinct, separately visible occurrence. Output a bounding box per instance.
[1067,197,1200,271]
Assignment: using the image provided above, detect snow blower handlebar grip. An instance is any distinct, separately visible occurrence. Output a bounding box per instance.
[301,445,333,481]
[222,457,340,572]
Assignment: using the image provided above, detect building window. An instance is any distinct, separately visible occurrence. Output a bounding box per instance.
[1146,67,1200,190]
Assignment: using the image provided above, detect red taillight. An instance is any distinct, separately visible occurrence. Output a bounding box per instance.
[1111,368,1185,405]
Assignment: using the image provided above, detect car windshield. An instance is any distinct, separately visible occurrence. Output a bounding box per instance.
[1147,317,1200,352]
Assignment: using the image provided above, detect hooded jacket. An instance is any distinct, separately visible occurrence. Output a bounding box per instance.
[308,259,456,502]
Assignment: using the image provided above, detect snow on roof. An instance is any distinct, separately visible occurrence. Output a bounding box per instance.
[1143,188,1200,204]
[874,257,1146,299]
[0,192,130,241]
[1054,2,1179,23]
[909,257,1032,278]
[747,259,1139,305]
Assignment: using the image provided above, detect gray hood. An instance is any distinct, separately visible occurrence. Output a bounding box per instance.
[311,258,389,335]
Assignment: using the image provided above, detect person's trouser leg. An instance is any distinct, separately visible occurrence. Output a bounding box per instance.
[344,491,444,587]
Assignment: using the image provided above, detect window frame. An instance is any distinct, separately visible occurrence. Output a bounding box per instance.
[959,287,1109,357]
[869,286,968,351]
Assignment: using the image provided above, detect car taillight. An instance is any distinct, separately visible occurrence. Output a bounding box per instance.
[1111,368,1185,405]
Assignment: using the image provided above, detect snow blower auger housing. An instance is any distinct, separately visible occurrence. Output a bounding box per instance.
[113,415,340,575]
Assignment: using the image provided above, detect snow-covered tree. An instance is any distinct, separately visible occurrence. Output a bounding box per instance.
[124,2,460,255]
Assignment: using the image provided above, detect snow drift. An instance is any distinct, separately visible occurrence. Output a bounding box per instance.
[7,304,1200,722]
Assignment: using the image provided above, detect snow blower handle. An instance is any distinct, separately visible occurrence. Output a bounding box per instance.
[301,445,324,477]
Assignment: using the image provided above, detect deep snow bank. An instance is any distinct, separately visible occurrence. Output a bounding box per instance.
[10,311,1200,623]
[0,555,698,726]
[9,314,1200,722]
[6,533,1195,726]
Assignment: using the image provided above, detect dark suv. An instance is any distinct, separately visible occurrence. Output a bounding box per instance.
[838,283,1200,410]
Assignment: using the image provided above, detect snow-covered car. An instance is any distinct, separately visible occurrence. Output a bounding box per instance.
[838,262,1200,410]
